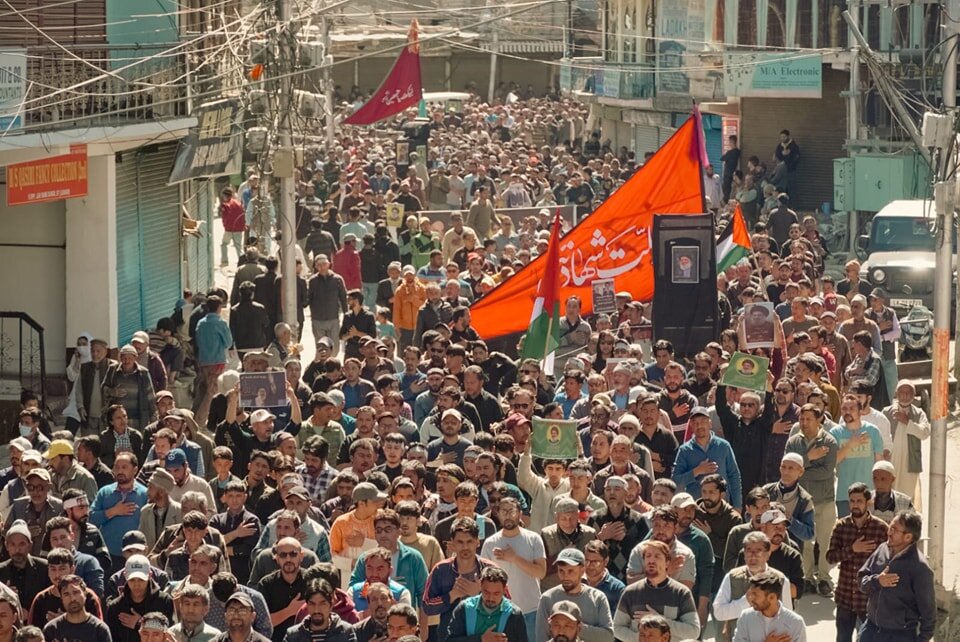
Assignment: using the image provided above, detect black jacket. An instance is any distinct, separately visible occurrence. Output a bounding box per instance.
[446,597,528,642]
[231,300,272,350]
[715,387,776,493]
[254,271,282,327]
[106,580,174,642]
[0,555,49,610]
[98,426,145,468]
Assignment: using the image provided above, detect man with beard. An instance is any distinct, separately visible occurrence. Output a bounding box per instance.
[693,474,742,596]
[347,509,428,608]
[657,363,699,439]
[672,408,742,509]
[732,571,806,641]
[626,507,695,589]
[480,497,546,630]
[832,395,884,518]
[348,548,411,611]
[545,602,583,642]
[747,509,803,600]
[106,555,174,642]
[42,575,111,642]
[0,519,49,609]
[257,537,306,642]
[424,517,500,639]
[582,541,624,616]
[434,482,497,556]
[470,341,517,396]
[716,372,776,497]
[426,409,473,469]
[682,353,715,407]
[446,566,528,642]
[27,547,102,625]
[722,488,772,573]
[764,380,801,483]
[413,368,444,426]
[170,584,220,642]
[588,476,648,582]
[284,580,356,642]
[213,592,271,642]
[613,540,700,642]
[713,532,792,642]
[463,366,503,433]
[351,582,393,642]
[540,499,598,591]
[518,449,570,533]
[825,483,888,642]
[535,549,613,642]
[635,396,679,480]
[762,455,814,581]
[592,431,653,502]
[668,494,715,627]
[549,460,606,519]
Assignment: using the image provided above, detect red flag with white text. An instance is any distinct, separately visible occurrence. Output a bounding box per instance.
[342,21,422,126]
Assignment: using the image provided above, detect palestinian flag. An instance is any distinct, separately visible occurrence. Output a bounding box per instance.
[717,204,752,271]
[521,210,563,375]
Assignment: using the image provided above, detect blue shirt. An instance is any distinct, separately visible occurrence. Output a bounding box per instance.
[553,390,585,419]
[194,313,234,366]
[416,266,445,283]
[831,422,884,497]
[584,572,624,613]
[89,482,149,555]
[672,434,743,508]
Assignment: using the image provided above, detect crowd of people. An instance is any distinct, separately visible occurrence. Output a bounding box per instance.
[9,95,939,642]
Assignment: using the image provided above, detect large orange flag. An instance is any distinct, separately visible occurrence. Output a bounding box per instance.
[471,116,705,340]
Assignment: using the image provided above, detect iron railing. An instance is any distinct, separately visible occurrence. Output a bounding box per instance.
[0,311,45,405]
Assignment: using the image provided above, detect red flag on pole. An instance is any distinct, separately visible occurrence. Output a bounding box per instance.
[342,20,423,126]
[470,116,705,341]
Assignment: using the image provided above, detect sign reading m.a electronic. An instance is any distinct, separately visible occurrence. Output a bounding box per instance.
[168,98,243,183]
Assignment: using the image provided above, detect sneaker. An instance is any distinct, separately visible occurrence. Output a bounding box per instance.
[803,579,818,595]
[817,579,834,598]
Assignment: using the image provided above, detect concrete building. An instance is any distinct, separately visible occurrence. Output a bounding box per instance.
[0,0,232,379]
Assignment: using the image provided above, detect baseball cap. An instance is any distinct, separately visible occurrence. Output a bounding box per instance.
[760,509,789,525]
[287,486,311,501]
[131,331,150,345]
[402,265,416,276]
[122,531,148,552]
[156,390,175,401]
[873,460,896,475]
[125,554,151,581]
[9,437,31,453]
[554,497,580,513]
[690,406,711,418]
[44,439,74,459]
[441,408,462,422]
[850,294,868,306]
[781,452,805,468]
[549,601,582,622]
[25,468,51,484]
[353,482,388,503]
[226,592,254,609]
[164,448,188,470]
[555,548,586,566]
[670,492,697,509]
[6,519,31,542]
[249,408,276,423]
[119,344,138,356]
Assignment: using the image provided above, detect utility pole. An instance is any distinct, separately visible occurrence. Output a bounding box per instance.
[323,15,335,149]
[277,0,299,335]
[487,24,498,103]
[931,0,959,585]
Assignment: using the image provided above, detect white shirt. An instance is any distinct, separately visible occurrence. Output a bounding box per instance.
[712,565,793,622]
[733,604,806,642]
[480,528,546,614]
[863,407,893,452]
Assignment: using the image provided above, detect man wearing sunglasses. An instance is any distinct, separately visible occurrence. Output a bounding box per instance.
[256,537,306,642]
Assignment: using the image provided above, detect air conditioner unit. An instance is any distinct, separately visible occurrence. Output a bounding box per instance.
[246,127,269,153]
[248,89,268,115]
[296,90,323,118]
[300,41,325,68]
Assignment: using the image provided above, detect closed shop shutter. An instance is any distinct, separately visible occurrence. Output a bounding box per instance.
[115,144,182,343]
[116,155,142,344]
[703,114,723,170]
[634,125,660,157]
[739,67,847,210]
[137,144,182,331]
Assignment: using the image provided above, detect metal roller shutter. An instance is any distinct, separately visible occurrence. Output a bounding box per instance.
[739,67,847,211]
[137,144,182,331]
[115,144,182,343]
[184,180,212,294]
[116,155,141,344]
[634,124,660,157]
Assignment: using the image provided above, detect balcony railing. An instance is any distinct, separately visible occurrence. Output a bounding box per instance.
[8,43,191,135]
[561,58,655,100]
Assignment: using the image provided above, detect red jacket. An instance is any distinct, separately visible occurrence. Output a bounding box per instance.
[220,198,246,232]
[333,247,361,290]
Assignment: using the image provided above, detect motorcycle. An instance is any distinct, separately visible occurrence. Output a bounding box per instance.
[899,304,933,362]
